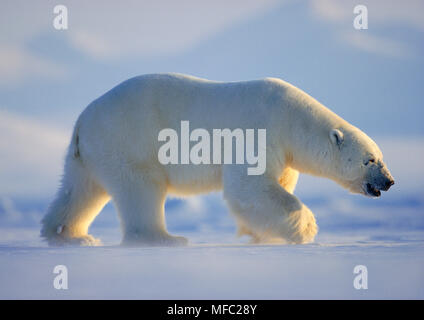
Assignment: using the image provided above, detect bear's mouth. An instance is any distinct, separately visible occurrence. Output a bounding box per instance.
[366,183,381,197]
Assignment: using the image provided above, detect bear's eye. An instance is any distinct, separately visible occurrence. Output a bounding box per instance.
[365,159,375,165]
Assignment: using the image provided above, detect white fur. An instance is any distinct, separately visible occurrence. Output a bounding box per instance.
[41,73,393,246]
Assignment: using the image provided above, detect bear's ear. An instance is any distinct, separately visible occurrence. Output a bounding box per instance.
[329,129,344,148]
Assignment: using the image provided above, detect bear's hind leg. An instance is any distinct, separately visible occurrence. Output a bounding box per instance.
[41,157,110,246]
[108,168,188,246]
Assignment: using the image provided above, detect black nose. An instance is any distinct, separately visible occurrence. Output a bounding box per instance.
[384,179,394,190]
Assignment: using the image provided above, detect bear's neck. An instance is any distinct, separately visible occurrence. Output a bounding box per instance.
[282,96,345,179]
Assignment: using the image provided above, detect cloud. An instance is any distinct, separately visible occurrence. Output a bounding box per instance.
[65,0,280,60]
[377,137,424,190]
[0,0,281,85]
[0,0,68,85]
[309,0,424,58]
[310,0,350,22]
[0,45,68,86]
[0,110,69,198]
[340,32,413,58]
[0,197,22,224]
[310,0,424,30]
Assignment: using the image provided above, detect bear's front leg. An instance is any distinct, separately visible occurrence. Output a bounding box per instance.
[223,165,317,244]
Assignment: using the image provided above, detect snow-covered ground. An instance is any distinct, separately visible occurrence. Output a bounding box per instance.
[0,227,423,299]
[0,138,423,299]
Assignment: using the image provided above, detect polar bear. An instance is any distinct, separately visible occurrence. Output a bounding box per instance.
[41,73,394,246]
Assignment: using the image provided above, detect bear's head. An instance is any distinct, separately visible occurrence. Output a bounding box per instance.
[328,127,394,197]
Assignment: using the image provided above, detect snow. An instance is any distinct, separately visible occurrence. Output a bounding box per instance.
[0,229,423,299]
[1,224,423,299]
[0,138,423,299]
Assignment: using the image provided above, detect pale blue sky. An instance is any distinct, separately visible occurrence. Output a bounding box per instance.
[1,0,423,135]
[0,0,423,199]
